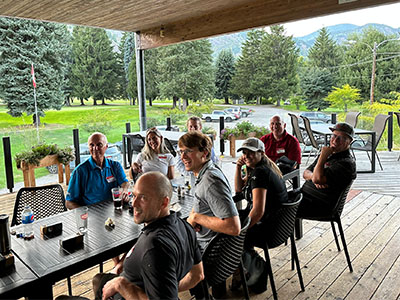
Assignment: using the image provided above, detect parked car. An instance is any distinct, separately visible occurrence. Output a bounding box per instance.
[239,107,253,117]
[300,112,331,123]
[46,143,123,173]
[202,110,237,122]
[224,107,241,119]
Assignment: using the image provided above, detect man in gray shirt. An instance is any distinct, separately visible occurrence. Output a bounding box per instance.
[178,131,240,250]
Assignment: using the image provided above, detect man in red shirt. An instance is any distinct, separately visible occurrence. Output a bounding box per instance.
[260,115,301,165]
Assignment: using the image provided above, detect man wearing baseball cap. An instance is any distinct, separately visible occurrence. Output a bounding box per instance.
[297,122,357,218]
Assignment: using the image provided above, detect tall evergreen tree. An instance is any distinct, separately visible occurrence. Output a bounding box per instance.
[215,49,235,104]
[70,26,119,105]
[308,27,342,70]
[0,17,70,123]
[300,68,332,110]
[258,25,299,106]
[158,40,215,109]
[122,32,136,104]
[230,30,265,102]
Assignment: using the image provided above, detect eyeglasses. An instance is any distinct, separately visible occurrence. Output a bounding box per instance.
[177,149,194,156]
[146,127,161,135]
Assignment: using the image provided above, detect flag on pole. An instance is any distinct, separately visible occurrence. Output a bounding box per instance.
[31,63,36,88]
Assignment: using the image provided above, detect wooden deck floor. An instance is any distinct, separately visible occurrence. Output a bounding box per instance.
[1,151,400,299]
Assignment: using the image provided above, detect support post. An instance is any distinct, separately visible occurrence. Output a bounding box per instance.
[331,113,337,124]
[3,137,14,193]
[135,32,147,131]
[126,123,132,167]
[388,112,393,151]
[73,129,80,167]
[219,116,225,155]
[166,117,172,131]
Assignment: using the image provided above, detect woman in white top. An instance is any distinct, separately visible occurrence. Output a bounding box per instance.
[130,127,175,180]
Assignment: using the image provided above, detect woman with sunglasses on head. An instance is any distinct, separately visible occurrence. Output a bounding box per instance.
[130,128,175,180]
[232,137,288,293]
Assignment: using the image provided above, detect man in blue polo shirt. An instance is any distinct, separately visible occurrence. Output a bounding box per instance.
[66,132,129,209]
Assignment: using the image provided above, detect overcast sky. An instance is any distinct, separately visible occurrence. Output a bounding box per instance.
[283,2,400,37]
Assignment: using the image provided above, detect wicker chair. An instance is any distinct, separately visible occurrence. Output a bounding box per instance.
[201,217,251,300]
[12,184,73,295]
[253,190,305,300]
[297,181,354,272]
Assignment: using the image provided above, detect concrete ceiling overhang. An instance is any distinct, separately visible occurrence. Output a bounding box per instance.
[1,0,399,49]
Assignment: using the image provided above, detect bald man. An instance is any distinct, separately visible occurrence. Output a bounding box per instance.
[66,132,129,209]
[93,172,203,300]
[260,115,301,165]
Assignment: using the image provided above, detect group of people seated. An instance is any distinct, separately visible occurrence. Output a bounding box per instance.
[61,114,356,300]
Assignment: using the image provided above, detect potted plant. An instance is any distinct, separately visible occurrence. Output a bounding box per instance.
[220,121,269,140]
[15,144,75,187]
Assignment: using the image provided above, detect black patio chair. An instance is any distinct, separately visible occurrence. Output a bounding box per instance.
[253,190,305,300]
[300,116,325,165]
[164,137,177,157]
[395,112,400,161]
[351,114,390,171]
[201,217,251,300]
[288,113,307,147]
[12,184,73,295]
[297,181,354,272]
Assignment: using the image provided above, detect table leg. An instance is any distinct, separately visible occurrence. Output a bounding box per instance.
[122,136,127,169]
[28,282,53,299]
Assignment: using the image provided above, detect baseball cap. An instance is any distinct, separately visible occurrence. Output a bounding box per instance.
[237,137,265,153]
[329,122,354,140]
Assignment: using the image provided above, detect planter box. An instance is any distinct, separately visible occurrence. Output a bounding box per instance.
[19,154,71,187]
[228,132,257,157]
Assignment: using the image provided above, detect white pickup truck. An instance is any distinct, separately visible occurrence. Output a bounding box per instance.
[202,110,237,122]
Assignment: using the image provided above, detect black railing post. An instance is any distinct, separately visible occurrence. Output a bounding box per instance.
[73,129,80,166]
[219,116,225,155]
[126,122,132,167]
[166,117,172,131]
[3,137,14,193]
[388,112,393,151]
[331,113,337,124]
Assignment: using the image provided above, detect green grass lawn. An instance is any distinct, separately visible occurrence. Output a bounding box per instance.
[0,103,176,189]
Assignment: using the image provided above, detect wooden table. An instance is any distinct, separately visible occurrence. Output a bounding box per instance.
[2,194,195,299]
[122,131,185,168]
[302,124,376,173]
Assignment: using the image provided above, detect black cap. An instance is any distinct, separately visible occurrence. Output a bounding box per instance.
[329,122,354,140]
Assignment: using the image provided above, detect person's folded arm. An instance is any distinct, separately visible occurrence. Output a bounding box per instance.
[248,188,266,227]
[102,276,148,300]
[312,146,333,185]
[178,262,204,292]
[187,213,241,236]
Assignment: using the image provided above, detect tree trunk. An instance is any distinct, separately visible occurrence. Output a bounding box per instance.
[93,99,97,106]
[224,97,229,104]
[276,99,281,107]
[64,97,70,106]
[133,97,136,105]
[149,98,153,106]
[32,114,40,126]
[182,99,189,111]
[101,99,106,105]
[80,99,85,106]
[345,103,348,112]
[172,96,178,108]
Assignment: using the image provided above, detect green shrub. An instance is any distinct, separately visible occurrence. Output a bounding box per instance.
[220,121,269,140]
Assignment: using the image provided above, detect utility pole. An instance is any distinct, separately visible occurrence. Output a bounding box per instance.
[370,42,377,105]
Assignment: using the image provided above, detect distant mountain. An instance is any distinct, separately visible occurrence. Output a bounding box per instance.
[208,23,400,59]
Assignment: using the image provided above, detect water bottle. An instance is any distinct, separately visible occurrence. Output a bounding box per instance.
[21,205,34,238]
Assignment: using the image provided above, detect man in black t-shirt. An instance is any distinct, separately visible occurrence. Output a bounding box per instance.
[297,123,357,218]
[93,172,203,300]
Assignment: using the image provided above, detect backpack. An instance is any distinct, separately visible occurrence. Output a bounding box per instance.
[242,249,268,293]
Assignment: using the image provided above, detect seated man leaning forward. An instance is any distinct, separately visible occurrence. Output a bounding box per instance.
[178,131,240,250]
[66,132,129,209]
[260,115,301,165]
[93,172,204,300]
[297,123,357,218]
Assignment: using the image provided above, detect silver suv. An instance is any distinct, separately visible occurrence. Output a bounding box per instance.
[300,112,331,123]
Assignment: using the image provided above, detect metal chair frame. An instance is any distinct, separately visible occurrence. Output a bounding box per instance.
[201,217,251,300]
[351,114,390,171]
[253,191,305,300]
[300,116,325,165]
[297,182,354,273]
[345,111,361,128]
